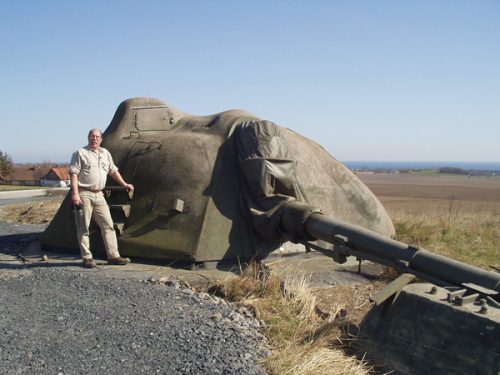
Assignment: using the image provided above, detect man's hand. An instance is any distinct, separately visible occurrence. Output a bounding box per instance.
[70,173,81,207]
[71,192,82,207]
[111,171,134,192]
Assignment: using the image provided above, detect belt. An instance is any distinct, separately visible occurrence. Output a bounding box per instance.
[79,187,102,193]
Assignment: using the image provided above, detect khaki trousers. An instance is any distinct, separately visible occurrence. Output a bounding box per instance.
[75,191,120,260]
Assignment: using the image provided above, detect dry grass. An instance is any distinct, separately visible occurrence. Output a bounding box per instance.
[382,198,500,269]
[0,199,63,224]
[213,263,377,375]
[266,345,370,375]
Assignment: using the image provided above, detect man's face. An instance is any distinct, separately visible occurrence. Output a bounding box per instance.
[88,130,102,150]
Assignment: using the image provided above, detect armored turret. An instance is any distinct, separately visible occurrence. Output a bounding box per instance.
[41,97,394,263]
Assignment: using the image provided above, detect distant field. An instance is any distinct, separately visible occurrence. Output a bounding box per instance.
[358,172,500,217]
[357,172,500,201]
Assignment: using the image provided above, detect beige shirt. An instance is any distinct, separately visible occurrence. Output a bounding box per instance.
[69,146,118,191]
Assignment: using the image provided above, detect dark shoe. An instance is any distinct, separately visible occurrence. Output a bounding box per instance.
[108,257,131,266]
[82,259,96,268]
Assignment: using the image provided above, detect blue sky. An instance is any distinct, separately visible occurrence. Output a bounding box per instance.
[1,1,499,163]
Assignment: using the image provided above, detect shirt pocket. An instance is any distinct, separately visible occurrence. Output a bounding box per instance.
[100,161,109,173]
[81,160,92,172]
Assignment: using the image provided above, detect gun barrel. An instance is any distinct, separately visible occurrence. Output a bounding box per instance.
[306,213,500,292]
[280,202,500,293]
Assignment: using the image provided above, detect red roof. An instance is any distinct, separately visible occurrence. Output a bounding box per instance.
[49,167,71,181]
[9,166,51,181]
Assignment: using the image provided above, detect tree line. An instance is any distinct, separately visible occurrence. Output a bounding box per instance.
[0,151,14,177]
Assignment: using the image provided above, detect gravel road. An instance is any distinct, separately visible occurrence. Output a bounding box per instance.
[0,223,270,375]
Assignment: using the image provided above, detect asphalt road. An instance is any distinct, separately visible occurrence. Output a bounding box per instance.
[0,188,67,206]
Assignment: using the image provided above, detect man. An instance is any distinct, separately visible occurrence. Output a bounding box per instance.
[69,128,134,268]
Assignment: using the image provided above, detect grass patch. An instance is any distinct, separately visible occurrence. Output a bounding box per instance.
[388,200,500,269]
[212,263,377,375]
[0,185,45,191]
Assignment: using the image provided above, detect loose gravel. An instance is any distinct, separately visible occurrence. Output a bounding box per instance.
[0,268,270,375]
[0,223,270,375]
[0,221,48,236]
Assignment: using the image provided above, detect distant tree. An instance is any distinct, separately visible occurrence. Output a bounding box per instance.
[439,167,467,175]
[0,151,15,177]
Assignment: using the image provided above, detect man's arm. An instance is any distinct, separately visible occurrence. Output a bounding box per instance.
[110,171,134,191]
[70,173,82,206]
